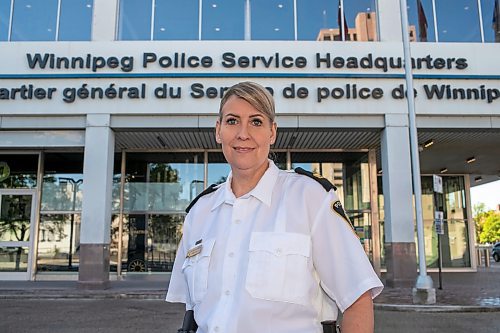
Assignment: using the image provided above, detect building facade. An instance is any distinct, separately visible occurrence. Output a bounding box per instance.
[0,0,499,288]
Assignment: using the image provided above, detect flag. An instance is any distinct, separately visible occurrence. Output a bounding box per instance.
[337,4,349,40]
[417,0,428,42]
[493,0,500,42]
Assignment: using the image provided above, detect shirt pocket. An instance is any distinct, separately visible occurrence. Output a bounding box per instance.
[245,232,312,306]
[182,238,216,304]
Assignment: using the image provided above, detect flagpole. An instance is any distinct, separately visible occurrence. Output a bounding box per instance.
[244,0,251,40]
[398,0,435,304]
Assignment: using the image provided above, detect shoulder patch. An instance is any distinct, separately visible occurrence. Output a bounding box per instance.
[331,200,354,229]
[294,167,337,192]
[185,184,219,213]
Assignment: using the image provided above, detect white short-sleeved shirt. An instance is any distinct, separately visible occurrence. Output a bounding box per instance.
[166,160,383,333]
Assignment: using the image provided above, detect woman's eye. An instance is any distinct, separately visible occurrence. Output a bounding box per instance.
[251,119,263,126]
[226,118,237,125]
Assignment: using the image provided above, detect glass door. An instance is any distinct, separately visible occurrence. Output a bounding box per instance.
[0,190,36,280]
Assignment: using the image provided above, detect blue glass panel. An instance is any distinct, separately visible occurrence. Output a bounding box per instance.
[58,0,93,41]
[407,0,436,42]
[154,0,198,40]
[202,0,244,40]
[481,0,499,42]
[11,0,58,41]
[118,0,152,40]
[0,0,10,41]
[252,0,294,40]
[435,0,481,42]
[297,0,340,40]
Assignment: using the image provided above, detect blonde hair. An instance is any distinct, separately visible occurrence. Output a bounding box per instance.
[219,81,275,122]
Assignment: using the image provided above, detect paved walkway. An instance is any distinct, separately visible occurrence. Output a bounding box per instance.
[1,264,499,312]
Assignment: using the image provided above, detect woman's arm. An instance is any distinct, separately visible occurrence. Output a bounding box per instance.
[341,291,374,333]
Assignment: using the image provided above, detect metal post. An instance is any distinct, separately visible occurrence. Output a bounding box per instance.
[398,0,435,299]
[244,0,251,40]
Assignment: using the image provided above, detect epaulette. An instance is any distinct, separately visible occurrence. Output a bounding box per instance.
[185,183,219,213]
[294,167,337,192]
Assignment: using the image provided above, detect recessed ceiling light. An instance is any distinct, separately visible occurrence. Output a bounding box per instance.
[212,4,217,8]
[466,157,476,164]
[474,176,482,182]
[160,27,166,32]
[26,4,32,8]
[274,28,280,31]
[423,139,434,148]
[214,27,220,32]
[440,168,448,174]
[86,4,92,8]
[278,4,284,9]
[464,6,469,10]
[377,169,383,174]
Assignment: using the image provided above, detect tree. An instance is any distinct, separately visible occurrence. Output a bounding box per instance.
[479,211,500,244]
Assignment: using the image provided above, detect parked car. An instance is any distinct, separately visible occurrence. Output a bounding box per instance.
[492,242,500,262]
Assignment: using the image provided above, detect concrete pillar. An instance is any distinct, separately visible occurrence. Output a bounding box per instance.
[92,0,119,41]
[381,114,417,287]
[377,0,403,42]
[79,114,115,289]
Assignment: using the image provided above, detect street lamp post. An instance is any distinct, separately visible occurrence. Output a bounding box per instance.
[398,0,436,303]
[60,177,83,269]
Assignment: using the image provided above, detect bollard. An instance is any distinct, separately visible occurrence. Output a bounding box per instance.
[477,248,483,266]
[484,249,490,267]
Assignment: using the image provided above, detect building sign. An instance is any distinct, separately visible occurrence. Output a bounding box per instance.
[0,42,498,115]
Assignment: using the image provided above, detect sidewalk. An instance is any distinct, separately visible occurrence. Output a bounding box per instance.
[1,264,499,312]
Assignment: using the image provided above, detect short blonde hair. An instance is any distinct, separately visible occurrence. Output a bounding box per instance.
[219,81,275,122]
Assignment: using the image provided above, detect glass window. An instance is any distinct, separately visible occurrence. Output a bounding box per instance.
[10,0,58,41]
[202,0,244,40]
[407,0,437,42]
[37,213,80,272]
[0,247,28,272]
[435,0,482,42]
[482,0,500,42]
[41,153,83,212]
[251,0,294,40]
[118,0,152,40]
[58,0,93,41]
[154,0,198,40]
[0,0,10,41]
[124,152,204,212]
[0,154,38,189]
[297,0,340,40]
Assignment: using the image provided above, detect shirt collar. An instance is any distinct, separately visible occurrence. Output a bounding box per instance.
[211,160,279,211]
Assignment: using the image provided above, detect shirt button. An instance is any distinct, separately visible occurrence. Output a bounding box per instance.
[225,290,231,296]
[228,252,234,257]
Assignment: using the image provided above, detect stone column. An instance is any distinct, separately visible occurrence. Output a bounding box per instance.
[78,114,115,289]
[381,114,417,287]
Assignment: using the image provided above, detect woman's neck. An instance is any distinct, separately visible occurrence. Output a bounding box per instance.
[230,162,269,198]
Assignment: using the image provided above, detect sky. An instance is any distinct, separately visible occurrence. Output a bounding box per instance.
[470,179,500,211]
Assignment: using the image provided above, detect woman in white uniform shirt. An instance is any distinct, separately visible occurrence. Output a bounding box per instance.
[166,81,383,333]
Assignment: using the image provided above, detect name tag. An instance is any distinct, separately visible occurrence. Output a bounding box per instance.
[186,243,202,258]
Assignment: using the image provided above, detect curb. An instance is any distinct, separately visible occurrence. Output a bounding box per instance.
[375,303,500,313]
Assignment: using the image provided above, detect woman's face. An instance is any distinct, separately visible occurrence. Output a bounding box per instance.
[216,95,276,177]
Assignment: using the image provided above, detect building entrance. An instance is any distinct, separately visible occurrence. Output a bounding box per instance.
[0,190,37,280]
[110,150,379,276]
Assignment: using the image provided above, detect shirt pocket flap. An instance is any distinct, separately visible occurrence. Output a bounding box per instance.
[249,232,311,257]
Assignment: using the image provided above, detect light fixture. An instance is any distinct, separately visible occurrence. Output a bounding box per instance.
[423,139,434,148]
[466,156,476,164]
[474,176,482,182]
[377,169,383,174]
[440,168,448,173]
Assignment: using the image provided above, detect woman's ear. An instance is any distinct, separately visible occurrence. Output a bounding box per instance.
[270,122,277,145]
[215,120,222,144]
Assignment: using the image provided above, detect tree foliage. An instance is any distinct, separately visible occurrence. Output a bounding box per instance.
[474,203,500,244]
